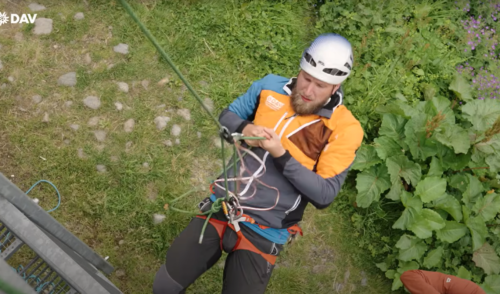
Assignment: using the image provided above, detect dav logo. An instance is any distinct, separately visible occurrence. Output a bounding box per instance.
[265,95,284,111]
[0,12,37,26]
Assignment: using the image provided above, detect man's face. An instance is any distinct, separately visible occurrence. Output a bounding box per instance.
[291,70,339,115]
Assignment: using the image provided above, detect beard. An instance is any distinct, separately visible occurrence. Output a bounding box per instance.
[290,87,329,115]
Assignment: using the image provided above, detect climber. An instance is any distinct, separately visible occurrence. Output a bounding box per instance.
[153,33,364,294]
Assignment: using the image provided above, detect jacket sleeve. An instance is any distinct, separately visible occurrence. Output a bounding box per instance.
[218,77,264,134]
[272,120,363,209]
[400,270,441,294]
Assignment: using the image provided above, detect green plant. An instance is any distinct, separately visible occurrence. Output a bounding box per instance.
[351,76,500,292]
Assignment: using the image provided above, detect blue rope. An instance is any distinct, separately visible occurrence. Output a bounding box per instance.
[1,180,61,293]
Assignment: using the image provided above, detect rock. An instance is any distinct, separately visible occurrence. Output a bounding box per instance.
[153,214,166,225]
[33,18,53,35]
[213,137,222,148]
[42,112,49,122]
[154,116,170,131]
[0,60,3,71]
[118,240,125,246]
[204,98,214,112]
[142,162,149,168]
[177,96,183,102]
[94,130,107,142]
[197,132,201,138]
[96,165,106,173]
[117,82,129,93]
[87,116,99,126]
[146,183,158,200]
[171,124,181,137]
[360,271,368,287]
[199,80,208,88]
[77,148,87,159]
[125,141,133,152]
[110,155,119,162]
[177,108,191,121]
[84,53,91,64]
[29,3,46,12]
[70,124,79,131]
[334,283,344,292]
[175,139,180,145]
[64,101,73,108]
[157,77,169,86]
[58,72,77,87]
[156,104,166,109]
[107,64,115,70]
[124,119,135,133]
[344,270,350,283]
[0,84,6,89]
[115,269,125,277]
[115,102,123,111]
[74,12,84,20]
[32,95,42,104]
[113,43,129,54]
[83,96,100,109]
[64,139,70,145]
[141,80,149,90]
[163,140,172,147]
[8,76,14,83]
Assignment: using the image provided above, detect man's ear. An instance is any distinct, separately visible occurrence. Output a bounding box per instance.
[332,84,341,95]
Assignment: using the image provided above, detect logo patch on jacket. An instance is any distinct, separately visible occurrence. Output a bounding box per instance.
[265,95,284,111]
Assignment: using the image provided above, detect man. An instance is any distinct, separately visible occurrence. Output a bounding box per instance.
[153,33,364,294]
[401,270,486,294]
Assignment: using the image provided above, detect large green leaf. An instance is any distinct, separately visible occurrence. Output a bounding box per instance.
[463,174,484,207]
[407,209,446,239]
[434,123,471,154]
[393,193,422,230]
[486,154,500,173]
[415,176,447,203]
[355,165,391,208]
[436,221,468,243]
[374,136,402,160]
[396,234,428,262]
[473,193,500,222]
[449,73,473,102]
[379,113,407,146]
[404,113,437,161]
[472,243,500,275]
[352,145,382,171]
[482,275,500,294]
[457,266,472,280]
[391,272,403,291]
[449,174,468,192]
[426,96,455,124]
[466,216,488,251]
[386,180,403,201]
[386,155,422,187]
[397,261,419,274]
[434,194,463,222]
[462,99,500,132]
[475,133,500,155]
[423,246,444,268]
[427,156,443,177]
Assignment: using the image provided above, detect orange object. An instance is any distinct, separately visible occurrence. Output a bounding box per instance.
[400,270,486,294]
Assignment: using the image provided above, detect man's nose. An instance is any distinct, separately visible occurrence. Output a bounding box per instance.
[304,83,314,97]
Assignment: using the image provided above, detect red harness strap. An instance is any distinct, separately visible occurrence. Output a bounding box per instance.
[196,215,291,265]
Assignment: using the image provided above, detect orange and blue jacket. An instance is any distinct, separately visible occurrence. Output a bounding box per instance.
[214,74,364,232]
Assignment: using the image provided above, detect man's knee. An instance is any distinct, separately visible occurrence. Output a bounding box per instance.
[152,264,185,294]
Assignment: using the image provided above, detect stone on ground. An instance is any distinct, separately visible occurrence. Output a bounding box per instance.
[141,80,149,90]
[96,165,106,173]
[213,137,222,148]
[153,214,166,225]
[0,60,3,71]
[70,124,79,131]
[124,119,135,133]
[171,124,181,137]
[177,108,191,121]
[94,130,107,142]
[8,76,14,83]
[197,132,201,138]
[33,18,53,35]
[29,3,46,11]
[83,96,100,109]
[113,43,129,54]
[77,148,87,159]
[58,72,77,87]
[87,116,99,126]
[154,116,170,130]
[117,82,129,93]
[84,53,91,64]
[74,12,84,20]
[32,95,42,104]
[42,112,49,123]
[163,140,172,147]
[204,98,214,112]
[175,139,180,145]
[115,102,123,111]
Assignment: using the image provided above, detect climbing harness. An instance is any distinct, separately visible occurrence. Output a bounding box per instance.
[119,0,302,246]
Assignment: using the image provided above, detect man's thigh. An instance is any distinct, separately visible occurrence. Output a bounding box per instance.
[153,217,222,294]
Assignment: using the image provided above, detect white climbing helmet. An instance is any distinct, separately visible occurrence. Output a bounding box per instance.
[300,33,353,85]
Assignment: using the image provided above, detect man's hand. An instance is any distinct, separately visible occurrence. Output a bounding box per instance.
[242,124,270,147]
[259,128,286,158]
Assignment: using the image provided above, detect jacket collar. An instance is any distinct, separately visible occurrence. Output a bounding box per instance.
[283,77,343,119]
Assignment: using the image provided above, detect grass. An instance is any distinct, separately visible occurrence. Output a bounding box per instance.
[0,0,392,293]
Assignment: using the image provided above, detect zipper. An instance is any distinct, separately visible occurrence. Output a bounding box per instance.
[284,113,297,120]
